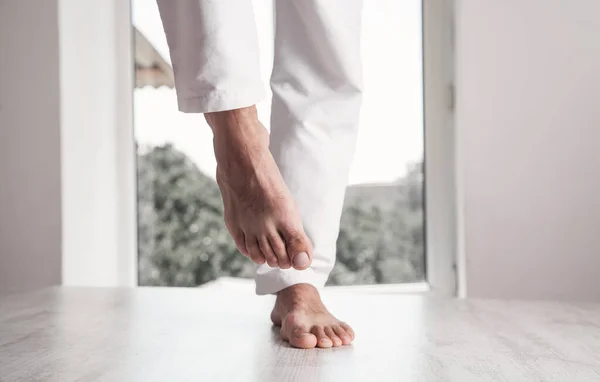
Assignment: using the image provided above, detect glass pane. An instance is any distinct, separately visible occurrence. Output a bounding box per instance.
[332,0,424,285]
[133,0,424,287]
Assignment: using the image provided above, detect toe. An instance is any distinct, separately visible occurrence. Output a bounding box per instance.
[339,322,355,341]
[288,327,318,349]
[282,227,313,270]
[311,326,332,348]
[258,236,278,268]
[269,233,291,269]
[245,237,265,265]
[232,231,248,256]
[333,325,353,345]
[324,327,343,347]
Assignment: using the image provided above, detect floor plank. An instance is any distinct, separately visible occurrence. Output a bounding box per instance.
[1,286,599,381]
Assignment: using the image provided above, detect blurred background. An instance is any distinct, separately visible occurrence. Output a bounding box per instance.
[132,0,426,287]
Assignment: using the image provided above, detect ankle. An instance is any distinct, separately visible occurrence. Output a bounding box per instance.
[205,106,258,133]
[277,284,321,308]
[278,283,319,296]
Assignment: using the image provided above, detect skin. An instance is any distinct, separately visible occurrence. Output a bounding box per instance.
[206,106,312,270]
[205,106,355,349]
[271,283,355,349]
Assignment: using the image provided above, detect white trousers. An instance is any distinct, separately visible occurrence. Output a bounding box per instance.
[157,0,363,295]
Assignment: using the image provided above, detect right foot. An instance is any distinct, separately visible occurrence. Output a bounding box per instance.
[205,106,313,270]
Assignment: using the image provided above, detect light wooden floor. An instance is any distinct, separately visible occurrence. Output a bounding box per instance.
[1,285,600,381]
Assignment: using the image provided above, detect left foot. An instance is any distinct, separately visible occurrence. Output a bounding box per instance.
[271,284,355,349]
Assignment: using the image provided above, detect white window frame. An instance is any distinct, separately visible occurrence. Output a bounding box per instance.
[422,0,457,296]
[61,0,457,295]
[325,0,458,296]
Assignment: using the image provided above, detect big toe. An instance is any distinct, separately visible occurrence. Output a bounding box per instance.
[292,252,310,269]
[283,229,313,270]
[288,327,318,349]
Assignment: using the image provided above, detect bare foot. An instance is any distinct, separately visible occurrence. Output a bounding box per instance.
[205,106,313,270]
[271,284,355,349]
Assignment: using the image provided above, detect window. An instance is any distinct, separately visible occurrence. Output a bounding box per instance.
[133,0,431,287]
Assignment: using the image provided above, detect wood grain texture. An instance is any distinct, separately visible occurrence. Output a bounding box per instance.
[1,286,600,381]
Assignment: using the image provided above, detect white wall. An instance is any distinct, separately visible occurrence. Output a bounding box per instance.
[59,0,137,287]
[0,0,136,290]
[456,0,600,301]
[0,0,63,290]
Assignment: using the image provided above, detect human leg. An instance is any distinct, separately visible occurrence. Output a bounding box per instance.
[259,0,364,348]
[157,0,313,269]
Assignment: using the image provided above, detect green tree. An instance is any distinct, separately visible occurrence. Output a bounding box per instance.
[137,144,425,287]
[137,144,254,286]
[330,162,425,285]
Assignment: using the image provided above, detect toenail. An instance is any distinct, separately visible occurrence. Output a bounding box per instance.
[293,252,309,268]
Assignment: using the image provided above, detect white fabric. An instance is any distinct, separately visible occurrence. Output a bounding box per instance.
[157,0,364,295]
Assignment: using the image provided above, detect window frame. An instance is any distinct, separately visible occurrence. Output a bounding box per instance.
[422,0,457,296]
[61,0,457,294]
